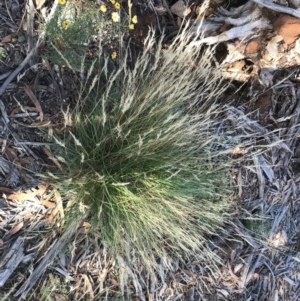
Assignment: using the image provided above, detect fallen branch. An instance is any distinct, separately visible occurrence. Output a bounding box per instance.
[190,18,271,45]
[0,44,41,98]
[253,0,300,18]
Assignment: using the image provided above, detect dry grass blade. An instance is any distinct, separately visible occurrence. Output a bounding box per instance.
[7,221,24,236]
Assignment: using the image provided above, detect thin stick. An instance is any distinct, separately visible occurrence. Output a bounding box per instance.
[0,71,12,81]
[0,44,41,125]
[0,44,41,97]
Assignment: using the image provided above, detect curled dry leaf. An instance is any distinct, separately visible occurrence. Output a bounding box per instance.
[40,199,56,208]
[18,157,35,165]
[0,35,12,44]
[5,147,17,162]
[8,221,24,235]
[54,189,64,219]
[42,147,63,171]
[23,213,35,220]
[10,106,39,117]
[47,205,59,221]
[23,84,44,122]
[0,187,15,196]
[8,182,49,201]
[171,0,191,18]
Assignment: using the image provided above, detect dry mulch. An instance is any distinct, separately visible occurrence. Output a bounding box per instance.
[1,0,300,300]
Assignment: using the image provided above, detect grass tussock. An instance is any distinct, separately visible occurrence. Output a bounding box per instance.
[50,30,235,276]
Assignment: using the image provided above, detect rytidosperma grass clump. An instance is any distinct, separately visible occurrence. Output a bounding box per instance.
[51,31,235,277]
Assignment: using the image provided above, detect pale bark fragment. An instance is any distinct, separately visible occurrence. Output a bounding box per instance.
[191,19,271,45]
[253,0,300,18]
[0,237,24,287]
